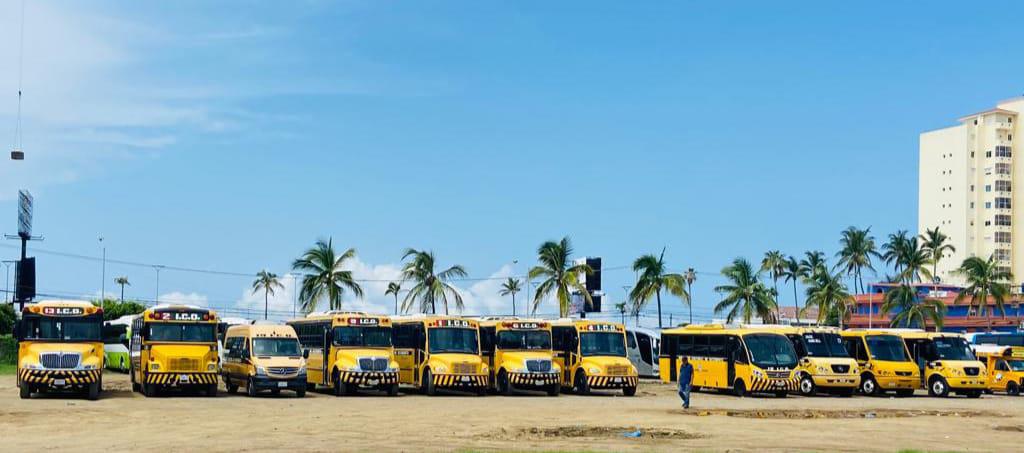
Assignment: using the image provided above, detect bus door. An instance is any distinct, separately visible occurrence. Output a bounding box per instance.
[636,332,654,373]
[702,335,728,388]
[480,326,496,375]
[320,327,332,385]
[552,326,575,384]
[393,323,421,385]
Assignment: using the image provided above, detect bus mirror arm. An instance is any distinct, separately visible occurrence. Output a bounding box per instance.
[303,349,309,359]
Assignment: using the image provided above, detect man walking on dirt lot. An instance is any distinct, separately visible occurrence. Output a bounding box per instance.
[678,356,694,409]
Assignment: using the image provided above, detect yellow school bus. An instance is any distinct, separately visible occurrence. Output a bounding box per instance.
[551,319,638,396]
[16,300,104,400]
[130,305,220,397]
[764,326,859,397]
[478,318,560,396]
[287,312,399,396]
[840,330,920,396]
[659,325,797,397]
[392,315,488,395]
[972,344,1024,396]
[893,330,986,398]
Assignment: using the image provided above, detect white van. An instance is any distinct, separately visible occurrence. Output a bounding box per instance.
[626,327,660,378]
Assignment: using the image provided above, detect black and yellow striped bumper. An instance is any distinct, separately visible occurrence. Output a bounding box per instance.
[339,371,399,385]
[145,372,218,385]
[434,374,487,387]
[587,375,637,389]
[750,377,798,392]
[19,369,101,386]
[509,372,559,387]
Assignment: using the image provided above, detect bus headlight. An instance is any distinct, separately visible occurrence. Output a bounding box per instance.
[512,367,528,374]
[256,366,267,376]
[23,363,42,370]
[752,369,764,379]
[298,365,307,376]
[589,367,601,375]
[150,363,161,371]
[207,363,217,372]
[434,365,448,373]
[343,365,360,372]
[816,366,828,374]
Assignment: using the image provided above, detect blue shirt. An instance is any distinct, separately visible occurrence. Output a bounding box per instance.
[678,362,694,388]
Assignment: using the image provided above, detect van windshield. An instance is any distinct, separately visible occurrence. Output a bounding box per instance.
[333,327,392,348]
[1008,360,1024,371]
[497,330,551,350]
[428,328,479,354]
[745,334,798,368]
[866,335,910,361]
[147,323,217,343]
[580,332,626,357]
[933,337,975,361]
[801,333,850,358]
[253,338,301,357]
[22,316,102,342]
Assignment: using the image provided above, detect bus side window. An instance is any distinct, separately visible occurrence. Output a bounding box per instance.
[729,336,748,364]
[786,334,806,358]
[414,324,426,350]
[692,335,709,357]
[996,360,1009,372]
[707,335,726,359]
[676,334,693,358]
[627,332,637,349]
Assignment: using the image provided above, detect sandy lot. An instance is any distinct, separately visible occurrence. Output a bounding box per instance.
[2,372,1022,452]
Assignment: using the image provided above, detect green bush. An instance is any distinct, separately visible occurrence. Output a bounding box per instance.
[92,299,147,321]
[0,303,14,335]
[0,335,16,365]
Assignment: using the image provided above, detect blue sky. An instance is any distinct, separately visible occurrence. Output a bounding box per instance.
[1,1,1022,323]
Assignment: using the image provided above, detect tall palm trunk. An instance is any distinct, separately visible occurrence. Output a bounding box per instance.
[264,290,269,320]
[119,284,125,303]
[512,292,516,317]
[687,281,693,325]
[773,276,780,321]
[656,290,663,329]
[792,280,800,324]
[393,294,399,315]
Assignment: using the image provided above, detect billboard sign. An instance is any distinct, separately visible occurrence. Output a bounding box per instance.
[18,190,32,238]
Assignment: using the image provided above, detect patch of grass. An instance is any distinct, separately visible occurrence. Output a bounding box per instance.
[0,363,16,375]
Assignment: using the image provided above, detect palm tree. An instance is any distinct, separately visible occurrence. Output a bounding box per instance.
[630,249,688,329]
[684,268,697,325]
[499,278,522,316]
[291,238,364,313]
[713,258,777,324]
[114,276,130,303]
[780,256,802,324]
[615,301,628,324]
[385,282,402,315]
[400,249,467,315]
[836,226,879,293]
[799,251,827,280]
[881,284,945,330]
[761,250,787,318]
[803,268,854,329]
[954,256,1012,331]
[529,237,593,317]
[899,238,933,284]
[882,230,912,278]
[252,270,284,320]
[920,227,955,283]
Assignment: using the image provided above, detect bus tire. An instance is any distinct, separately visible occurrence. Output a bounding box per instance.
[247,378,259,397]
[622,386,637,397]
[387,383,399,396]
[928,377,949,398]
[497,370,512,396]
[1007,381,1020,396]
[130,367,141,393]
[423,369,436,396]
[226,380,238,394]
[573,371,590,396]
[798,374,816,396]
[333,371,346,397]
[19,383,31,399]
[546,383,560,396]
[732,379,747,397]
[860,374,880,397]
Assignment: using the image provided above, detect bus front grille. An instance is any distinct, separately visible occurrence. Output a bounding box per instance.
[358,358,389,371]
[831,364,851,374]
[268,367,298,376]
[964,367,980,376]
[168,358,201,372]
[39,352,81,369]
[453,362,475,374]
[895,371,913,377]
[526,359,552,373]
[607,365,630,376]
[766,370,790,379]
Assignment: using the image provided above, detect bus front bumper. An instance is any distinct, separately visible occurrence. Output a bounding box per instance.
[509,372,559,387]
[876,375,918,390]
[948,377,987,390]
[433,374,487,388]
[587,375,638,389]
[19,369,101,387]
[751,377,798,392]
[252,375,308,391]
[812,374,860,389]
[339,371,399,386]
[145,372,218,386]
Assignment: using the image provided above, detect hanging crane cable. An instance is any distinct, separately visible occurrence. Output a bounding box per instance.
[10,0,26,160]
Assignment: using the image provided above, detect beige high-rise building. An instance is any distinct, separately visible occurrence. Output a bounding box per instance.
[919,97,1024,286]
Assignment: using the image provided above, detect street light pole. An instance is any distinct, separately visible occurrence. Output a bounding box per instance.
[99,237,106,309]
[153,265,164,304]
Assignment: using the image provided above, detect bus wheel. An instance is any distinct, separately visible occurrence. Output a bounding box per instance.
[497,371,512,396]
[573,372,590,396]
[423,369,436,396]
[86,380,100,401]
[248,378,259,397]
[387,383,399,396]
[622,386,637,397]
[19,383,31,399]
[860,375,879,396]
[226,380,238,394]
[1006,382,1020,396]
[928,377,949,398]
[732,379,747,397]
[130,367,141,393]
[798,375,816,396]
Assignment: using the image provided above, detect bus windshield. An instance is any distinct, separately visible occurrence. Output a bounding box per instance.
[146,323,217,343]
[801,332,850,358]
[497,330,551,350]
[428,327,479,354]
[1008,360,1024,371]
[253,338,302,357]
[933,337,975,361]
[22,316,101,342]
[333,326,392,348]
[866,335,909,361]
[745,334,798,368]
[580,332,626,357]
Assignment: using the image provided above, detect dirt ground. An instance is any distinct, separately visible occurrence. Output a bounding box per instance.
[2,372,1022,452]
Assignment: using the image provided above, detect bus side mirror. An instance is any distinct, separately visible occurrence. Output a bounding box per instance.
[303,349,309,359]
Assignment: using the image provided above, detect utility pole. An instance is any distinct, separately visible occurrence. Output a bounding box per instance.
[153,265,164,304]
[99,236,106,308]
[2,260,14,303]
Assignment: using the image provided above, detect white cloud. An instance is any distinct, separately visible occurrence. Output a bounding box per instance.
[158,291,208,307]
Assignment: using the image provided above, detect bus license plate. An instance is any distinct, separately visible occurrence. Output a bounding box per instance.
[179,375,190,383]
[461,376,471,382]
[277,381,287,388]
[53,379,66,386]
[367,379,379,386]
[614,378,622,383]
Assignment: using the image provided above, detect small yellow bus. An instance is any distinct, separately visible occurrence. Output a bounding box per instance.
[765,326,859,396]
[478,318,560,396]
[392,315,488,396]
[551,319,638,396]
[222,324,308,397]
[659,325,797,397]
[894,330,985,398]
[287,312,399,396]
[16,300,104,400]
[972,344,1024,396]
[840,330,919,397]
[130,305,220,397]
